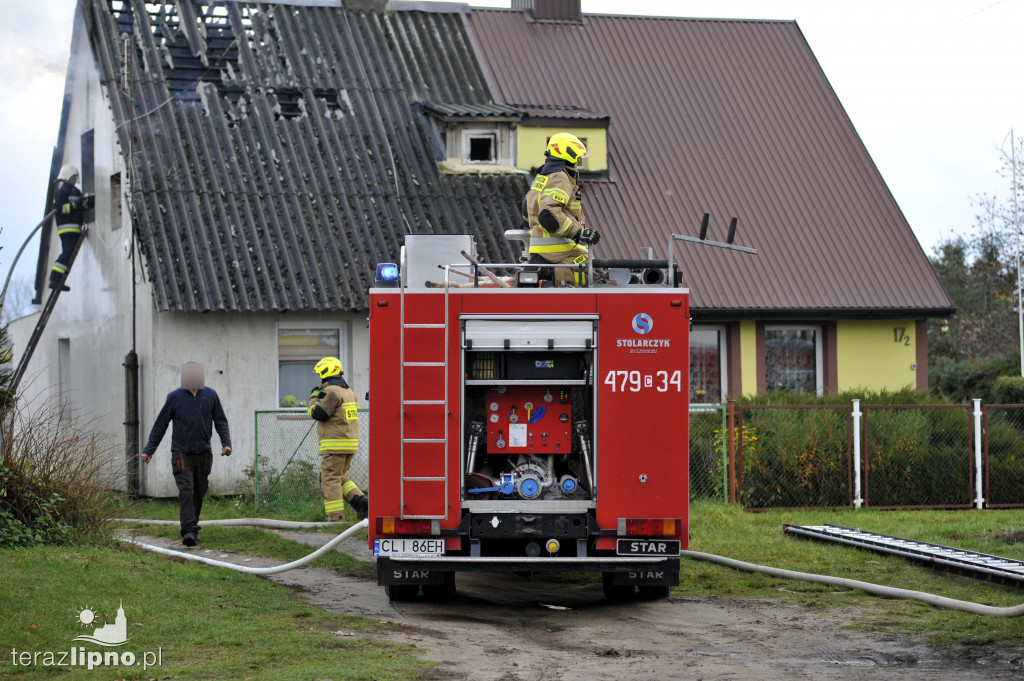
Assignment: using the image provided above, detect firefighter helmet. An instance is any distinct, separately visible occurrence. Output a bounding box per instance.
[57,164,79,182]
[545,133,587,165]
[314,356,343,379]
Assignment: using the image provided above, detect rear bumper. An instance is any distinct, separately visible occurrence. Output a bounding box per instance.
[376,555,680,585]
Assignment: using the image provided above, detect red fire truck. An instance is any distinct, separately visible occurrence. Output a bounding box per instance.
[367,234,690,601]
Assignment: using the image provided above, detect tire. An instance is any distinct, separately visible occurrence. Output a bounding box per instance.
[601,573,635,602]
[385,584,420,602]
[637,584,671,600]
[422,573,456,602]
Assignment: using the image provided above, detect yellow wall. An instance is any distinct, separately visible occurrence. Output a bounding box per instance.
[836,320,918,391]
[516,126,608,172]
[739,320,758,396]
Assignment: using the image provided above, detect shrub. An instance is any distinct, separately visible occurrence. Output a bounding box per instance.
[992,375,1024,404]
[929,353,1019,403]
[0,400,122,546]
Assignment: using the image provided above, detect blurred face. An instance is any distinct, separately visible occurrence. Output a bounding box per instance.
[181,362,205,390]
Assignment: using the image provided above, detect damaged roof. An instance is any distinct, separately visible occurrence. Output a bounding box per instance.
[469,9,954,317]
[79,0,525,313]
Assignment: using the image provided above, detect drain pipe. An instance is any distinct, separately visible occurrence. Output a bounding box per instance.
[116,519,368,575]
[682,550,1024,617]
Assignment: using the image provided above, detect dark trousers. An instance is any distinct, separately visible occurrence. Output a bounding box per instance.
[172,451,212,537]
[50,230,81,284]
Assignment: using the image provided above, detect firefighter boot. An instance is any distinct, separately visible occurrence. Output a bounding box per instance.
[351,495,369,521]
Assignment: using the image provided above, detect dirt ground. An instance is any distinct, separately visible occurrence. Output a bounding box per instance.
[126,529,1024,680]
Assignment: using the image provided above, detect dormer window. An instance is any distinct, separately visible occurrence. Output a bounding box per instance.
[464,130,499,164]
[422,103,520,174]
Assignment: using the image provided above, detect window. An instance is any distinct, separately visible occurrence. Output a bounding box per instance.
[277,326,346,408]
[462,130,498,164]
[765,326,822,395]
[58,338,71,421]
[690,326,727,403]
[110,173,122,230]
[81,129,95,224]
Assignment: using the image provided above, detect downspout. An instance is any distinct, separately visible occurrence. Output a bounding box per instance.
[123,23,141,497]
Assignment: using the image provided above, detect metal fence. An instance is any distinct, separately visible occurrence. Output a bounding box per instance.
[689,404,727,501]
[252,409,369,516]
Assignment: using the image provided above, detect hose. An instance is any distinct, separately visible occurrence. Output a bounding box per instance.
[114,518,1024,615]
[682,550,1024,618]
[115,518,368,575]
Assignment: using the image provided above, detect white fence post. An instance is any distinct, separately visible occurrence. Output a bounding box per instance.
[852,398,863,509]
[973,398,985,509]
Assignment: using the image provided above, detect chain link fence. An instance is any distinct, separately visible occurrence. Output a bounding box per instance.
[737,405,852,510]
[983,405,1024,508]
[251,409,369,517]
[689,405,727,501]
[862,405,973,508]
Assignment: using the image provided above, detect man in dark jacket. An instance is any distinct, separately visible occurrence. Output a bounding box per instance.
[50,164,93,291]
[141,362,232,546]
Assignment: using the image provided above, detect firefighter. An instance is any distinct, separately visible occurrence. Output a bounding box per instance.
[525,133,600,287]
[50,164,94,291]
[308,356,368,521]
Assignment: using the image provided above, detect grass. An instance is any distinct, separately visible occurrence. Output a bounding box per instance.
[0,544,428,680]
[681,501,1024,646]
[114,495,345,525]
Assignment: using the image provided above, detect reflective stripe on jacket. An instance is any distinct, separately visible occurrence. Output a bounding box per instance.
[526,169,586,255]
[308,378,359,454]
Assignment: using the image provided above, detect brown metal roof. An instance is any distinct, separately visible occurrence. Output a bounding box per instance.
[469,10,954,317]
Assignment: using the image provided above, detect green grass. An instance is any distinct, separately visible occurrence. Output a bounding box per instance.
[682,501,1024,646]
[0,543,428,680]
[114,495,346,525]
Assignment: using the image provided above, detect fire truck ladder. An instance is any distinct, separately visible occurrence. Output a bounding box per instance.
[785,524,1024,585]
[10,228,87,393]
[397,266,450,520]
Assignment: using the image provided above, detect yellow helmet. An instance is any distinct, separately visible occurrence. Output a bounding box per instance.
[545,133,587,165]
[314,356,343,379]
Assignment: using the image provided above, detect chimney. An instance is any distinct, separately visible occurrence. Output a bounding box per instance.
[511,0,583,22]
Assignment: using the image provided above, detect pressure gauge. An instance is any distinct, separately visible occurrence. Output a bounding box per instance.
[489,413,499,423]
[489,402,499,412]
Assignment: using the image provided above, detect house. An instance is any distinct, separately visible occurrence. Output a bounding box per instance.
[12,0,952,496]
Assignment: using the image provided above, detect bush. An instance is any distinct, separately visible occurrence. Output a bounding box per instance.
[992,375,1024,404]
[929,353,1019,403]
[0,401,122,546]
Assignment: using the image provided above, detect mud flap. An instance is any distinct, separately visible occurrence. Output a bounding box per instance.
[608,559,680,587]
[377,558,446,586]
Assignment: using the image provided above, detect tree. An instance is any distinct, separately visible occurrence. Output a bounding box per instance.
[0,277,37,325]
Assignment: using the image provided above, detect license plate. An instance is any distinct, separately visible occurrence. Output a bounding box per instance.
[374,538,445,556]
[616,538,681,556]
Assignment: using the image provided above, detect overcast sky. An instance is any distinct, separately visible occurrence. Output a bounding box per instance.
[1,0,1021,306]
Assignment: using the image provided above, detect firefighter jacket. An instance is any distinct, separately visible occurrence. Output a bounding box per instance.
[526,160,587,258]
[54,181,88,234]
[307,376,359,454]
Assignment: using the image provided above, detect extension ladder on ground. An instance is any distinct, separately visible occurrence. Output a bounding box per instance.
[397,269,452,520]
[784,523,1024,585]
[10,229,87,392]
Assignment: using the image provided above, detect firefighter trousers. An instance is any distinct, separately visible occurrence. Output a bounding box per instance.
[172,450,212,537]
[320,450,363,521]
[532,247,589,287]
[50,230,81,286]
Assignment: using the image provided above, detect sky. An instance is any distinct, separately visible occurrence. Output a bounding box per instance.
[0,0,1021,313]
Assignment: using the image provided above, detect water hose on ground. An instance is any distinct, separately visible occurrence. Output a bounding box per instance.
[113,518,1024,615]
[114,518,368,575]
[681,549,1024,618]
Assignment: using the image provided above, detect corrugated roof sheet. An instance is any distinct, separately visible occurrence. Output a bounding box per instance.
[469,9,954,316]
[83,0,526,312]
[422,102,521,118]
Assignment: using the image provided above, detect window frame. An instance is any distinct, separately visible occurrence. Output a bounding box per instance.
[276,322,350,409]
[764,324,823,396]
[689,323,728,404]
[461,128,500,165]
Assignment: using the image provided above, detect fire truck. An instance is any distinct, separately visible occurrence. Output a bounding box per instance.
[367,233,692,601]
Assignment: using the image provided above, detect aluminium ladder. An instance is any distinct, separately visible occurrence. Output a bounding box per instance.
[397,266,451,520]
[785,524,1024,585]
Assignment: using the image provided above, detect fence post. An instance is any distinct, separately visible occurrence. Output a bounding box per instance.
[852,399,863,509]
[973,398,984,509]
[253,411,260,512]
[720,403,728,502]
[727,400,736,504]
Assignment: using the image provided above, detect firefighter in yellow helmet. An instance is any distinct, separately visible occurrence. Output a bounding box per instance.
[525,133,600,287]
[308,356,368,521]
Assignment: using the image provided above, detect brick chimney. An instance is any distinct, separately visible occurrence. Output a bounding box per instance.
[511,0,583,22]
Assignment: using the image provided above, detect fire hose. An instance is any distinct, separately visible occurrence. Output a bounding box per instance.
[113,519,1024,615]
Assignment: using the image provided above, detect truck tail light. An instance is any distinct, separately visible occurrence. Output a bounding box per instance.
[376,517,440,536]
[619,518,681,537]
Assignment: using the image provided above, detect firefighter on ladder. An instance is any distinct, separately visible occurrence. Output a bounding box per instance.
[308,356,369,521]
[525,133,600,287]
[50,164,93,291]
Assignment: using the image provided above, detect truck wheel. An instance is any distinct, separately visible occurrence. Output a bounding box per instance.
[601,573,635,602]
[422,573,456,602]
[637,585,671,600]
[385,584,420,601]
